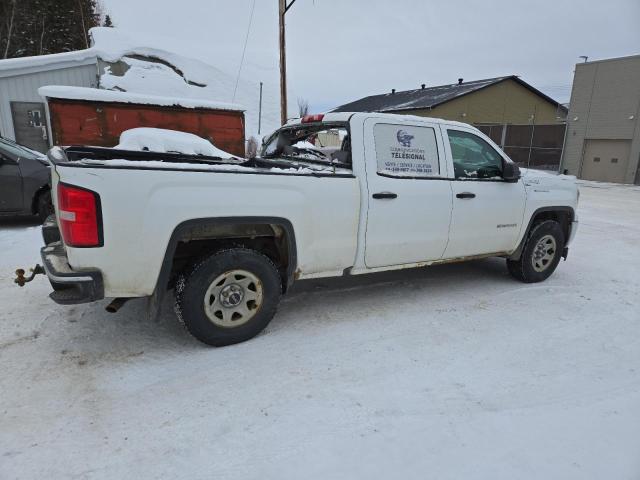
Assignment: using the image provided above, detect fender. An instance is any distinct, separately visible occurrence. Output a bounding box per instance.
[147,216,298,322]
[509,206,576,261]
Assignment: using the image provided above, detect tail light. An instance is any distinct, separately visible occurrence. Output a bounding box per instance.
[57,183,102,247]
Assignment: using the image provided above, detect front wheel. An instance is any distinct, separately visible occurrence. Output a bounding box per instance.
[175,248,282,346]
[507,220,565,283]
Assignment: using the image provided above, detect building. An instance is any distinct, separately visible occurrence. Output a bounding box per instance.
[333,76,568,170]
[332,76,567,125]
[561,54,640,184]
[0,27,279,153]
[0,51,99,152]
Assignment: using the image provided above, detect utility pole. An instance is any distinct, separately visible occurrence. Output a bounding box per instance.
[279,0,297,125]
[258,81,263,135]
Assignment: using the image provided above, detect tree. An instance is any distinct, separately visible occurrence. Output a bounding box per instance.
[0,0,101,59]
[1,0,17,59]
[297,97,310,117]
[103,14,114,27]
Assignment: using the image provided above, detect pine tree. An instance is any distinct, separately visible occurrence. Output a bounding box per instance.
[0,0,101,59]
[103,14,114,27]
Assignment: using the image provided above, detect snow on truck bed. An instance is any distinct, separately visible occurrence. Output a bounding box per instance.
[76,158,349,176]
[115,128,236,157]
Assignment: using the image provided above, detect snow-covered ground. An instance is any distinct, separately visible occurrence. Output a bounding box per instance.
[0,181,639,479]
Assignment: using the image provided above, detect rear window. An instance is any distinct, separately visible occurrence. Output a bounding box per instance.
[373,124,440,177]
[261,123,351,167]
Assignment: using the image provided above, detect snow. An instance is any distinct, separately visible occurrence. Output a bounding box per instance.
[38,85,243,112]
[115,128,236,158]
[3,27,281,138]
[89,27,281,140]
[1,181,639,479]
[293,140,320,150]
[75,157,350,176]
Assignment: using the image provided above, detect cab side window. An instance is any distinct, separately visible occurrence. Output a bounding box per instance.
[448,130,503,180]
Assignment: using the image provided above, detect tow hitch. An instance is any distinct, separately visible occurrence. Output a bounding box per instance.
[15,265,45,287]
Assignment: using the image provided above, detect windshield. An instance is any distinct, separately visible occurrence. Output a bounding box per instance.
[261,123,351,168]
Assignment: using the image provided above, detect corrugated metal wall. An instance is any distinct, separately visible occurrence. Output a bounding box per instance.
[0,63,98,141]
[562,55,640,184]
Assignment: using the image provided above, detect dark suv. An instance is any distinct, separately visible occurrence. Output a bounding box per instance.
[0,137,53,222]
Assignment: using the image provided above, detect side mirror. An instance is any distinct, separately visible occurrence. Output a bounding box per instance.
[502,161,521,183]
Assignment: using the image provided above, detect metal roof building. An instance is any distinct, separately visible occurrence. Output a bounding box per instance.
[0,51,99,152]
[333,76,568,126]
[561,54,640,184]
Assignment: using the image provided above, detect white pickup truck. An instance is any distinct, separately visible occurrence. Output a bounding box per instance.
[32,113,578,346]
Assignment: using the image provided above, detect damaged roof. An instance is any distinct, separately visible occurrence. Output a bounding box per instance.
[332,76,567,113]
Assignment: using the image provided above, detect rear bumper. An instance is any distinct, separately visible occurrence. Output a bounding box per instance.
[41,242,104,305]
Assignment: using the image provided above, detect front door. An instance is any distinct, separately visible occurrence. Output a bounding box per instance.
[443,128,526,258]
[10,102,49,153]
[364,119,453,268]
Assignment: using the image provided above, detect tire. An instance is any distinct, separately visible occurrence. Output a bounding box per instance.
[36,190,54,223]
[174,248,282,346]
[507,220,565,283]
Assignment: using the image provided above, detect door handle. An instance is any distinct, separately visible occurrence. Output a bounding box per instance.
[456,192,476,199]
[372,192,398,200]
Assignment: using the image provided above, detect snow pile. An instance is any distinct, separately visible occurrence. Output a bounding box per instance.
[38,85,243,111]
[115,128,235,158]
[90,27,280,139]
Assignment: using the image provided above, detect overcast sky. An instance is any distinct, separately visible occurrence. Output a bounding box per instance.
[102,0,639,114]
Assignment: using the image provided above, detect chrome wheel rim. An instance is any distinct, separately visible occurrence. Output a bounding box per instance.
[531,234,557,272]
[203,270,263,328]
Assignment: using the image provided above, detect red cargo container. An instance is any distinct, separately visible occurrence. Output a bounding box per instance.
[41,87,246,157]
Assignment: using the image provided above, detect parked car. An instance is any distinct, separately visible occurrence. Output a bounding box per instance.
[0,136,53,222]
[32,113,578,346]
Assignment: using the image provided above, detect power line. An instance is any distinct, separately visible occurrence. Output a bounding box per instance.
[233,0,257,103]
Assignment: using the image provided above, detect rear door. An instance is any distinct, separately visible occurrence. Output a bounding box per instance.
[0,146,23,212]
[443,127,526,258]
[363,118,453,268]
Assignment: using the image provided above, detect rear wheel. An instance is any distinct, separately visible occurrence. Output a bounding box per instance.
[507,220,565,283]
[175,248,282,346]
[36,190,54,223]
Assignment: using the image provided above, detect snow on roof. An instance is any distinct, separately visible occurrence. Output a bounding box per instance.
[38,85,244,111]
[0,48,97,77]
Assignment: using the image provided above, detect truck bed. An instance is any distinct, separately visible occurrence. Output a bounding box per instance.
[52,146,352,177]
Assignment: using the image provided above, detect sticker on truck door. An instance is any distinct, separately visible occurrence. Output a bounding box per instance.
[373,124,440,177]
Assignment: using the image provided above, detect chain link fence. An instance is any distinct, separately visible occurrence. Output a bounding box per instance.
[476,124,566,171]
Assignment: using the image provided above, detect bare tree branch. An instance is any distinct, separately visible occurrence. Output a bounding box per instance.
[297,97,310,117]
[38,15,46,55]
[3,0,16,59]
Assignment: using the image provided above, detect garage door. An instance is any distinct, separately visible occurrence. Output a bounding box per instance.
[581,140,631,183]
